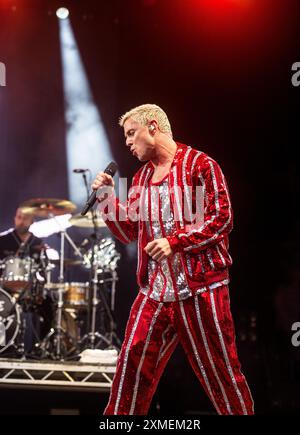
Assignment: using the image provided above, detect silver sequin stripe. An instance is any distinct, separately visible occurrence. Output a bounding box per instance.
[129,303,163,414]
[157,332,178,365]
[144,180,150,238]
[195,279,229,295]
[183,162,232,251]
[194,294,232,414]
[137,166,152,281]
[184,151,206,276]
[156,324,172,365]
[197,166,208,271]
[171,165,195,299]
[191,151,203,174]
[209,288,248,414]
[221,240,233,264]
[137,167,151,222]
[179,158,220,239]
[179,301,222,414]
[180,157,219,276]
[216,245,226,267]
[140,179,163,301]
[182,147,194,220]
[172,165,184,229]
[114,295,148,415]
[148,184,168,301]
[206,249,215,270]
[186,255,193,276]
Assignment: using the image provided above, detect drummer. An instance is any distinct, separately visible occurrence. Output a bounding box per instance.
[0,207,43,260]
[0,207,52,356]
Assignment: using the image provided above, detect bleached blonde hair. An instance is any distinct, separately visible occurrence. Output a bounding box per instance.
[119,104,173,138]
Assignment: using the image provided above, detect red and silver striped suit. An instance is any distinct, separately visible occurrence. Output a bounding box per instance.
[99,143,254,415]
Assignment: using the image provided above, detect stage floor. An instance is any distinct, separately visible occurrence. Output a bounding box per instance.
[0,357,116,392]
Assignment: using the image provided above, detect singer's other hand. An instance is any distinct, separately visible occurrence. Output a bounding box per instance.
[144,238,173,262]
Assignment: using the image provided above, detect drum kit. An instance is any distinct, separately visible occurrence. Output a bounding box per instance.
[0,198,121,360]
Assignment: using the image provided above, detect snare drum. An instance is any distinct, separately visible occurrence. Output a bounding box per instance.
[64,282,89,310]
[1,256,35,293]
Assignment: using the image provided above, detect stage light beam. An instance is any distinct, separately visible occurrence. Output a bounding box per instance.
[56,7,69,20]
[58,16,115,206]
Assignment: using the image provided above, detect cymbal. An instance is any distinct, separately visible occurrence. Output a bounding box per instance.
[69,211,106,228]
[50,258,83,267]
[20,198,76,217]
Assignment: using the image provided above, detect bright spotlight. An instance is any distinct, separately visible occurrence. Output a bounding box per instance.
[58,17,115,206]
[56,7,69,20]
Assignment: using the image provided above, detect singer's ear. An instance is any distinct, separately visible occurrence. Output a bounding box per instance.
[148,120,157,134]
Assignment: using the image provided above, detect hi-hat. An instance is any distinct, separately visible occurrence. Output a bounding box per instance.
[20,198,76,217]
[69,211,106,228]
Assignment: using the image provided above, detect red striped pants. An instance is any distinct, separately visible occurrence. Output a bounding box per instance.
[104,285,254,415]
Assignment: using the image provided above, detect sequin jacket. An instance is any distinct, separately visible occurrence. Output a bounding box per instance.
[98,143,233,296]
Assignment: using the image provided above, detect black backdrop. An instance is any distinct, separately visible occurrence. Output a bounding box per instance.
[0,0,300,414]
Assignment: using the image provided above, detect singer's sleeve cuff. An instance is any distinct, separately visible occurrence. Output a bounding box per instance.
[96,191,116,218]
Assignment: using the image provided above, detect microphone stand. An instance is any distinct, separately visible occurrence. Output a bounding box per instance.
[82,171,90,203]
[82,170,96,347]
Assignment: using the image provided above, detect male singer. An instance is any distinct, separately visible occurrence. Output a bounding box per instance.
[92,104,254,415]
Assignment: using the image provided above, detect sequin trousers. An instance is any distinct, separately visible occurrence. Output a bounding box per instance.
[103,285,254,415]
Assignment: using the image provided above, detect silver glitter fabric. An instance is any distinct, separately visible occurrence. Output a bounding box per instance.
[141,179,192,302]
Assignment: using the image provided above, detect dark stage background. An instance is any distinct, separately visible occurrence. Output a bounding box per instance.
[0,0,300,415]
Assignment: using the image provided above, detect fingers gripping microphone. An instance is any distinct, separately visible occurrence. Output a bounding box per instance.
[81,161,118,216]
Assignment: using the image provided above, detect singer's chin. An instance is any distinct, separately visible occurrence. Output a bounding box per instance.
[137,155,148,162]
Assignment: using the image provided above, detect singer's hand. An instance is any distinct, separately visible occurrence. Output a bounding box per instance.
[144,238,173,262]
[92,172,115,190]
[92,172,115,203]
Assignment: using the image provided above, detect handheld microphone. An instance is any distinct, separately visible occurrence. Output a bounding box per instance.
[73,169,89,173]
[80,161,118,216]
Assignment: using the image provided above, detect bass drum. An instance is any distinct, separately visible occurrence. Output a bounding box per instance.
[0,287,21,354]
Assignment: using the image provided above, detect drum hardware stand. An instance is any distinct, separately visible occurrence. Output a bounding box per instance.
[38,217,83,360]
[96,268,121,350]
[79,223,112,350]
[79,246,121,351]
[79,260,112,350]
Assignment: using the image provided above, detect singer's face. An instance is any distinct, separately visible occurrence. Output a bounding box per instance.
[124,118,155,162]
[14,208,34,234]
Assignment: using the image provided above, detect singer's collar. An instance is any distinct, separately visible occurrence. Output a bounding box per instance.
[147,142,187,170]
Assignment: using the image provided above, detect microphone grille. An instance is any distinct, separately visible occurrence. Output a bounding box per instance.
[104,161,118,177]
